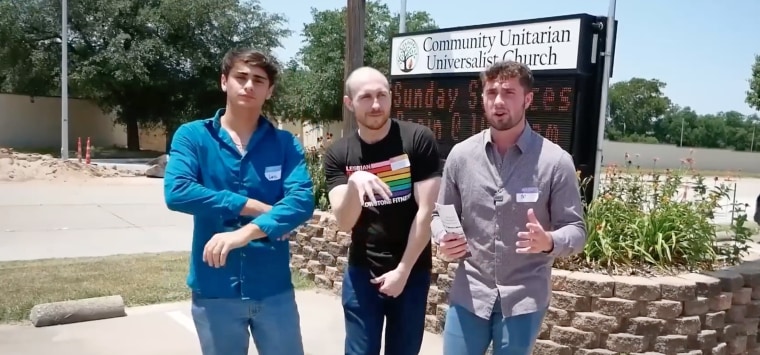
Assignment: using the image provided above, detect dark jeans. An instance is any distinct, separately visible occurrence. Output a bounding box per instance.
[190,289,304,355]
[342,265,431,355]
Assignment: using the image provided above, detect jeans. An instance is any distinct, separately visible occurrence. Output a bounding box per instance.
[190,289,305,355]
[342,266,431,355]
[442,300,546,355]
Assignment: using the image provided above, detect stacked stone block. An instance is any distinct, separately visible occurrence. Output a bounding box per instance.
[289,212,760,354]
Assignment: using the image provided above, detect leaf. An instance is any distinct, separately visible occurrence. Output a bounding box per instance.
[276,0,438,124]
[0,0,291,149]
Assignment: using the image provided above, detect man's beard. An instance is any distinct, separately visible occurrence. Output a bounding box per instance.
[357,112,389,130]
[487,102,525,131]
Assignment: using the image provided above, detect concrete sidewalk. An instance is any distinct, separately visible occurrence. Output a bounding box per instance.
[0,179,193,261]
[0,289,445,355]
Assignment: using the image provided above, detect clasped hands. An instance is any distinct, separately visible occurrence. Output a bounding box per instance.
[438,208,554,260]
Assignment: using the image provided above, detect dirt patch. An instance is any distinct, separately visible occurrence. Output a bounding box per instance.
[0,147,143,182]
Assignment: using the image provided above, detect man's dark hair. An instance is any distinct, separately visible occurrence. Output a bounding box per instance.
[221,48,279,87]
[480,60,534,92]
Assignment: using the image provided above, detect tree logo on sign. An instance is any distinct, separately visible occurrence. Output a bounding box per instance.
[396,38,419,73]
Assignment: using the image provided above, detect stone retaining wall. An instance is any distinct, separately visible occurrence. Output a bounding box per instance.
[290,212,760,355]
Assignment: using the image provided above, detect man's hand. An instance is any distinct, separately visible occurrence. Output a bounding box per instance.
[348,171,392,204]
[516,208,554,253]
[203,229,252,268]
[371,269,409,298]
[438,233,468,261]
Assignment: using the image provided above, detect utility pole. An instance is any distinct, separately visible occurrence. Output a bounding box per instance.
[60,0,69,160]
[343,0,365,135]
[592,0,616,199]
[399,0,407,33]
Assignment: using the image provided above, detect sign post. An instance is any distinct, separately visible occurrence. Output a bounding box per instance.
[389,13,617,200]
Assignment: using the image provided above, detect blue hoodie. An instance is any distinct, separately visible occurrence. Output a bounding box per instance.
[164,108,314,300]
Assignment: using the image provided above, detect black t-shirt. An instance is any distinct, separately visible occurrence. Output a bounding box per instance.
[323,119,442,275]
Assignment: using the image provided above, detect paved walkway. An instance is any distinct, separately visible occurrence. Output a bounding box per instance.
[0,178,192,261]
[0,289,445,355]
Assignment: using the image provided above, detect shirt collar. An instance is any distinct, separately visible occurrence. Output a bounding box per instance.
[482,122,535,153]
[207,108,274,133]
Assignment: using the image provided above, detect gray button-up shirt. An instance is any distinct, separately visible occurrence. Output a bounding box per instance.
[430,124,586,319]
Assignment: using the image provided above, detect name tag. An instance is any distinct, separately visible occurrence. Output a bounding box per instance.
[389,154,411,170]
[516,187,539,203]
[264,165,282,181]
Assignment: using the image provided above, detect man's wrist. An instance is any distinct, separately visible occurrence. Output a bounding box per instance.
[346,178,359,192]
[238,223,266,241]
[242,199,272,216]
[395,263,412,277]
[543,231,555,253]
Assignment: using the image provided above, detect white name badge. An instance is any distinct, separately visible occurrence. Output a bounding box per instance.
[516,187,539,203]
[389,154,411,171]
[264,165,282,181]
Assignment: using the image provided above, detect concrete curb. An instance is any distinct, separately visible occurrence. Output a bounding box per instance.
[29,295,127,327]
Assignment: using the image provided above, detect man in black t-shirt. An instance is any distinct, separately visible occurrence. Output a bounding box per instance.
[323,66,442,355]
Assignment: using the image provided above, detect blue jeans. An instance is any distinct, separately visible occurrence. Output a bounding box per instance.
[442,301,546,355]
[190,289,304,355]
[342,266,431,355]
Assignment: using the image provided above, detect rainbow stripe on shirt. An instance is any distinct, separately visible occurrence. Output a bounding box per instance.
[346,154,413,207]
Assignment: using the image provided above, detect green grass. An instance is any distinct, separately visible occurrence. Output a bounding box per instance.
[0,252,314,323]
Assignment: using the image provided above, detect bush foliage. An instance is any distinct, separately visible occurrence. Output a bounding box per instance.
[304,147,330,211]
[569,152,755,274]
[304,148,755,274]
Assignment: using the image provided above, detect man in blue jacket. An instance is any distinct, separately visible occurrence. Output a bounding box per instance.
[163,47,314,355]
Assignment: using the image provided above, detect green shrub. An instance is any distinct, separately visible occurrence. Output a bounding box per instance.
[304,147,330,211]
[560,153,755,275]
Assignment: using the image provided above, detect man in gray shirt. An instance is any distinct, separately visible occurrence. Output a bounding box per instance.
[431,60,586,355]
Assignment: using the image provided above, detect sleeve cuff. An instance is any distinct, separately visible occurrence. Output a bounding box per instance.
[547,231,569,257]
[252,213,279,241]
[224,192,249,217]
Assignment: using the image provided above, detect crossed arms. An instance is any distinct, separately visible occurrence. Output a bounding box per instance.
[163,124,315,241]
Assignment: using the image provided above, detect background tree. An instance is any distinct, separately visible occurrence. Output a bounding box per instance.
[747,54,760,111]
[607,78,671,141]
[0,0,290,151]
[277,0,437,124]
[607,75,759,151]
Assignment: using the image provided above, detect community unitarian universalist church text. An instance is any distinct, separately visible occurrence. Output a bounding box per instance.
[422,26,572,70]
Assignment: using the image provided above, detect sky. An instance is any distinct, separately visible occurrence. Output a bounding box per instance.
[257,0,760,116]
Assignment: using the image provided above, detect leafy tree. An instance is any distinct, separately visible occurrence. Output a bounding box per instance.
[607,78,671,139]
[606,76,759,151]
[279,1,438,123]
[651,105,698,145]
[0,0,62,96]
[748,54,760,111]
[0,0,290,150]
